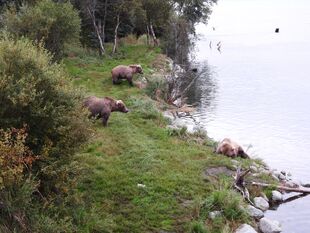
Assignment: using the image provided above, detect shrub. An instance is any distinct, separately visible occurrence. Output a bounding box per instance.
[3,0,81,60]
[129,97,163,120]
[203,189,249,222]
[0,34,90,193]
[0,127,38,232]
[144,75,169,101]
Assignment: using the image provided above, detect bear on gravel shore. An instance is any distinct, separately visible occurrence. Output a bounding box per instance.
[215,138,249,159]
[83,96,129,126]
[111,64,143,86]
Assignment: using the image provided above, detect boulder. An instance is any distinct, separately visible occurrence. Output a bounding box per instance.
[271,191,283,202]
[250,165,258,173]
[235,224,258,233]
[246,205,264,219]
[208,211,222,219]
[278,173,286,181]
[259,217,282,233]
[254,197,269,211]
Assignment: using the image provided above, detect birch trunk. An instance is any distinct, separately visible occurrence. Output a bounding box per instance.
[150,22,158,46]
[87,7,105,56]
[112,14,120,54]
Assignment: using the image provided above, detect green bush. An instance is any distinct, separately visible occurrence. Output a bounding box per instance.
[0,34,90,191]
[144,75,169,101]
[203,189,249,222]
[3,0,81,59]
[129,97,164,120]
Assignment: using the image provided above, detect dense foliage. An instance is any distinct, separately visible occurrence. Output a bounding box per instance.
[1,0,216,61]
[0,35,90,232]
[3,0,81,59]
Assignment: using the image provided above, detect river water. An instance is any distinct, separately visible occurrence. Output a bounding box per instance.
[178,0,310,232]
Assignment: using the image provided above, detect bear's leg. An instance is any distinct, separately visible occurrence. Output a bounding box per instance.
[101,112,110,127]
[113,79,122,85]
[127,77,133,86]
[112,75,122,85]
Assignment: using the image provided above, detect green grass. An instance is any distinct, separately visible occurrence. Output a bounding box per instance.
[64,44,266,232]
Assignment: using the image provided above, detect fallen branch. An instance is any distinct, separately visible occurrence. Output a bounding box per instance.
[250,182,310,194]
[234,167,254,205]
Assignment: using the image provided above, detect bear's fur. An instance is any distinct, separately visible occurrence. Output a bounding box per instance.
[83,96,128,126]
[215,138,249,159]
[111,64,143,86]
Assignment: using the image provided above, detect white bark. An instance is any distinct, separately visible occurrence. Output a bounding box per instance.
[112,14,121,54]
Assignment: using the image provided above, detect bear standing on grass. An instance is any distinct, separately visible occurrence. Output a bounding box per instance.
[83,96,129,126]
[111,64,143,86]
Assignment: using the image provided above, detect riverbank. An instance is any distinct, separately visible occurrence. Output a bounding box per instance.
[64,44,280,232]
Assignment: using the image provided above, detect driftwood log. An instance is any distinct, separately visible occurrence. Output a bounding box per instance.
[250,182,310,194]
[233,167,310,205]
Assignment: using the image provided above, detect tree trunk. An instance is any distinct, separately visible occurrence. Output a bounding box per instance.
[146,25,150,46]
[101,0,108,44]
[112,14,120,54]
[150,22,158,46]
[87,6,105,56]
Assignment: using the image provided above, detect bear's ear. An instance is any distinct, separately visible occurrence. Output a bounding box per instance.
[116,100,123,106]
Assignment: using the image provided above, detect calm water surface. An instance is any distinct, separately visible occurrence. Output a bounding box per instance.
[180,0,310,232]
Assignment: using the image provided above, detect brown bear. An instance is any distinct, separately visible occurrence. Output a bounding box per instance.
[83,96,129,126]
[111,64,143,86]
[215,138,249,159]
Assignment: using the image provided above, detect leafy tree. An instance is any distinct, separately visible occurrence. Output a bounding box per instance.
[3,0,81,59]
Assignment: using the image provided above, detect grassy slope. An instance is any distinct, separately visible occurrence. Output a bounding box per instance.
[64,45,254,233]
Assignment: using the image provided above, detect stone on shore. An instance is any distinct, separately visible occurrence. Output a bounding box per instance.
[254,197,269,211]
[246,205,264,219]
[259,217,282,233]
[208,211,222,219]
[271,191,283,202]
[235,224,258,233]
[250,165,258,173]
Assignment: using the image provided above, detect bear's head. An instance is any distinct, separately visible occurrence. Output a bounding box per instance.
[130,64,143,74]
[116,100,129,113]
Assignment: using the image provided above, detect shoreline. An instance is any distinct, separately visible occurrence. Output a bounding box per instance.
[65,44,306,232]
[149,55,307,233]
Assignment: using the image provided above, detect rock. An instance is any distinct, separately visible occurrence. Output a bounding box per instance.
[259,217,282,233]
[271,191,283,202]
[246,205,264,219]
[278,173,286,181]
[250,165,258,173]
[203,167,235,180]
[235,224,258,233]
[302,183,310,188]
[254,197,269,211]
[209,211,221,219]
[137,183,146,188]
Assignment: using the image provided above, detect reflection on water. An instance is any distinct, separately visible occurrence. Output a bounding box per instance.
[178,0,310,232]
